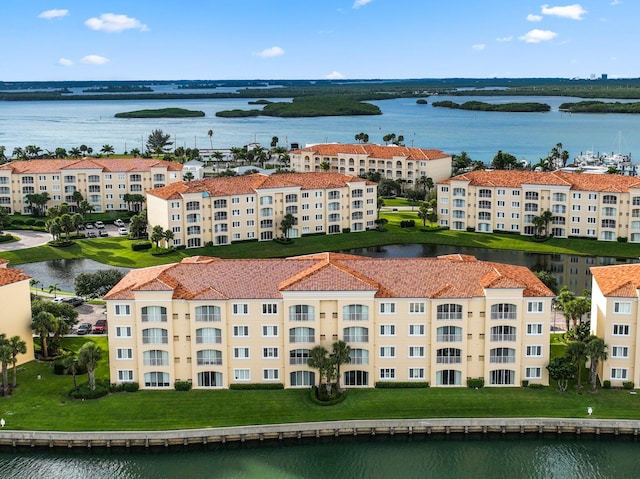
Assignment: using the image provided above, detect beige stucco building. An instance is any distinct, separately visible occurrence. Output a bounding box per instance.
[591,264,640,387]
[104,253,554,390]
[438,170,640,242]
[0,158,183,215]
[0,260,34,366]
[146,173,378,248]
[289,143,452,185]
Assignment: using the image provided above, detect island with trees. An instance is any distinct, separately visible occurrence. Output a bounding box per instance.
[114,108,205,118]
[558,100,640,114]
[432,100,551,112]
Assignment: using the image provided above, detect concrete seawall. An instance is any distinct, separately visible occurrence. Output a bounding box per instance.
[1,418,640,449]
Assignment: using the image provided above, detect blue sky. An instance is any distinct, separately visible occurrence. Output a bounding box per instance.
[1,1,636,81]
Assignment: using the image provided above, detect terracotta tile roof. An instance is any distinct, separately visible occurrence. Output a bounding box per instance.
[591,264,640,297]
[440,170,640,192]
[0,158,182,175]
[291,143,450,160]
[0,267,31,287]
[106,253,553,300]
[148,172,373,201]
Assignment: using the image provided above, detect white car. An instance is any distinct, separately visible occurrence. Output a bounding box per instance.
[94,221,105,229]
[114,219,125,227]
[118,227,128,236]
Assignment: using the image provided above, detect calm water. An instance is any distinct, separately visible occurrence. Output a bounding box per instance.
[1,435,639,478]
[1,95,639,164]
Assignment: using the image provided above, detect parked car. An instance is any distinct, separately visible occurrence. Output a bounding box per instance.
[93,319,107,334]
[94,221,105,229]
[114,219,125,227]
[76,323,92,335]
[77,224,85,231]
[118,227,128,236]
[85,223,94,229]
[62,296,84,307]
[51,297,66,304]
[87,231,97,238]
[99,230,109,237]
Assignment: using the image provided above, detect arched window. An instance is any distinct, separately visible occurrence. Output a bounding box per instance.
[195,305,221,322]
[142,328,168,344]
[143,350,168,366]
[144,372,170,387]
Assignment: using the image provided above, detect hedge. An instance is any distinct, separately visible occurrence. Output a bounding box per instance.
[229,383,284,390]
[375,381,430,389]
[131,241,152,251]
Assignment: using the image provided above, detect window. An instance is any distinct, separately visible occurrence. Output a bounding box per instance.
[437,304,463,320]
[490,348,516,363]
[116,348,133,360]
[262,303,278,315]
[114,304,131,316]
[233,326,249,337]
[408,346,425,358]
[343,326,369,342]
[436,370,462,385]
[489,369,515,385]
[260,196,273,205]
[233,303,248,315]
[196,328,222,344]
[349,348,369,365]
[141,306,167,322]
[142,328,168,344]
[490,325,516,342]
[526,345,542,357]
[289,327,315,343]
[343,304,368,321]
[613,324,630,336]
[409,324,425,336]
[611,346,629,358]
[263,347,279,359]
[614,302,631,314]
[379,324,395,336]
[263,369,279,381]
[290,371,315,387]
[379,368,396,380]
[115,326,132,338]
[143,350,169,366]
[195,305,221,322]
[233,347,250,359]
[234,369,251,381]
[611,368,628,380]
[262,325,278,337]
[379,302,396,314]
[436,326,462,342]
[290,305,315,321]
[527,301,543,313]
[526,323,543,335]
[491,303,517,320]
[197,349,222,366]
[408,368,425,380]
[117,370,134,382]
[379,346,396,358]
[525,367,542,379]
[144,372,170,387]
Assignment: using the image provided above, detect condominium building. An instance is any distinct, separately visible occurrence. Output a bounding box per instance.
[438,170,640,242]
[146,172,378,248]
[0,158,183,215]
[591,264,640,387]
[0,261,34,366]
[290,143,452,185]
[104,253,554,390]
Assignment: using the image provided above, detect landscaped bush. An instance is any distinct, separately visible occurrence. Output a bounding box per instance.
[603,380,611,389]
[375,381,429,389]
[528,383,544,389]
[466,226,475,232]
[467,378,484,388]
[623,381,635,390]
[68,380,110,400]
[229,383,284,390]
[10,219,24,226]
[176,244,186,250]
[131,241,152,251]
[309,386,347,406]
[174,380,192,391]
[34,220,46,227]
[123,381,139,392]
[400,220,416,228]
[24,218,36,226]
[617,236,628,243]
[0,234,14,243]
[273,237,293,244]
[521,380,529,388]
[342,227,351,233]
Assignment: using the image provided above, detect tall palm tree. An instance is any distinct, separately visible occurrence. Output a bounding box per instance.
[207,129,214,150]
[0,335,11,397]
[59,213,74,241]
[48,282,60,298]
[307,345,329,390]
[77,341,102,391]
[164,229,174,248]
[31,311,55,359]
[8,336,26,389]
[565,341,586,388]
[100,144,115,157]
[585,336,608,392]
[330,340,351,392]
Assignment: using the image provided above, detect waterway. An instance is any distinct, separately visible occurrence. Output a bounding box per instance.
[1,94,638,164]
[1,435,639,478]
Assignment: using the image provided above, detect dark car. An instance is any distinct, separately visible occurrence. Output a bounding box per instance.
[93,319,107,334]
[63,296,84,307]
[76,323,92,335]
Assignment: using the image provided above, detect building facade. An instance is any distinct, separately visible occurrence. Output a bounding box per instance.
[104,253,554,390]
[590,264,640,387]
[438,170,640,242]
[290,143,452,185]
[0,261,34,366]
[0,158,183,215]
[146,173,378,248]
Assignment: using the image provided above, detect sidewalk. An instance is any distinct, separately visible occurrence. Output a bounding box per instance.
[0,230,50,251]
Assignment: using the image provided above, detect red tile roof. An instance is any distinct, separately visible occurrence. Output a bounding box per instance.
[591,264,640,297]
[105,253,553,300]
[291,143,450,160]
[441,170,640,192]
[0,267,31,287]
[0,158,183,174]
[147,172,373,200]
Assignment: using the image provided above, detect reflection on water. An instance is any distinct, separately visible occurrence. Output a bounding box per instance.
[14,258,130,293]
[1,435,639,479]
[346,244,638,293]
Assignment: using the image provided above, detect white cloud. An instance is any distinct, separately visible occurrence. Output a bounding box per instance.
[472,44,486,51]
[496,36,513,42]
[38,9,69,20]
[527,14,543,22]
[255,46,284,58]
[541,4,587,20]
[325,71,345,80]
[81,55,109,65]
[85,13,149,33]
[611,0,622,4]
[58,58,73,67]
[519,29,558,43]
[353,0,373,8]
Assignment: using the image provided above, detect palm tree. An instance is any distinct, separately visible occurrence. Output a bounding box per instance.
[62,352,80,390]
[31,310,55,359]
[280,213,295,238]
[69,147,81,158]
[208,129,214,150]
[211,151,224,170]
[0,336,11,397]
[100,144,115,157]
[330,340,351,392]
[164,229,174,248]
[151,225,164,248]
[585,336,608,392]
[307,345,329,390]
[48,282,60,298]
[129,213,147,239]
[184,172,194,182]
[565,341,586,389]
[59,213,74,241]
[77,341,102,391]
[30,278,41,296]
[541,210,553,237]
[8,336,26,389]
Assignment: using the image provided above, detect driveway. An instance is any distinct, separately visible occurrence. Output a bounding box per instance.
[0,230,51,251]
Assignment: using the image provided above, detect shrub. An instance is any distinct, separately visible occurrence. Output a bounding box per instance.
[131,241,152,251]
[528,383,545,389]
[53,361,66,375]
[466,226,475,232]
[623,381,635,390]
[603,380,611,389]
[174,380,192,391]
[400,220,416,228]
[11,219,24,226]
[69,380,110,400]
[617,236,628,243]
[34,220,46,227]
[123,381,139,392]
[375,381,429,389]
[229,383,284,390]
[176,244,186,250]
[0,234,13,243]
[309,386,347,406]
[342,227,351,233]
[521,380,529,388]
[205,241,214,247]
[24,218,36,226]
[467,378,484,388]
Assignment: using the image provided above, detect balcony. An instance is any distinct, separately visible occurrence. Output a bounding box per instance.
[490,334,516,342]
[489,355,516,364]
[436,334,462,342]
[436,356,462,364]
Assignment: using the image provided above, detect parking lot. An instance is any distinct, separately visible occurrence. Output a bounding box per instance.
[80,220,128,239]
[71,302,108,335]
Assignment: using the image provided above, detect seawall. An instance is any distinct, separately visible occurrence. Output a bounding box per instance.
[1,418,640,449]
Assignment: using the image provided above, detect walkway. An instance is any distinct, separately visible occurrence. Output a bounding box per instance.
[0,230,50,251]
